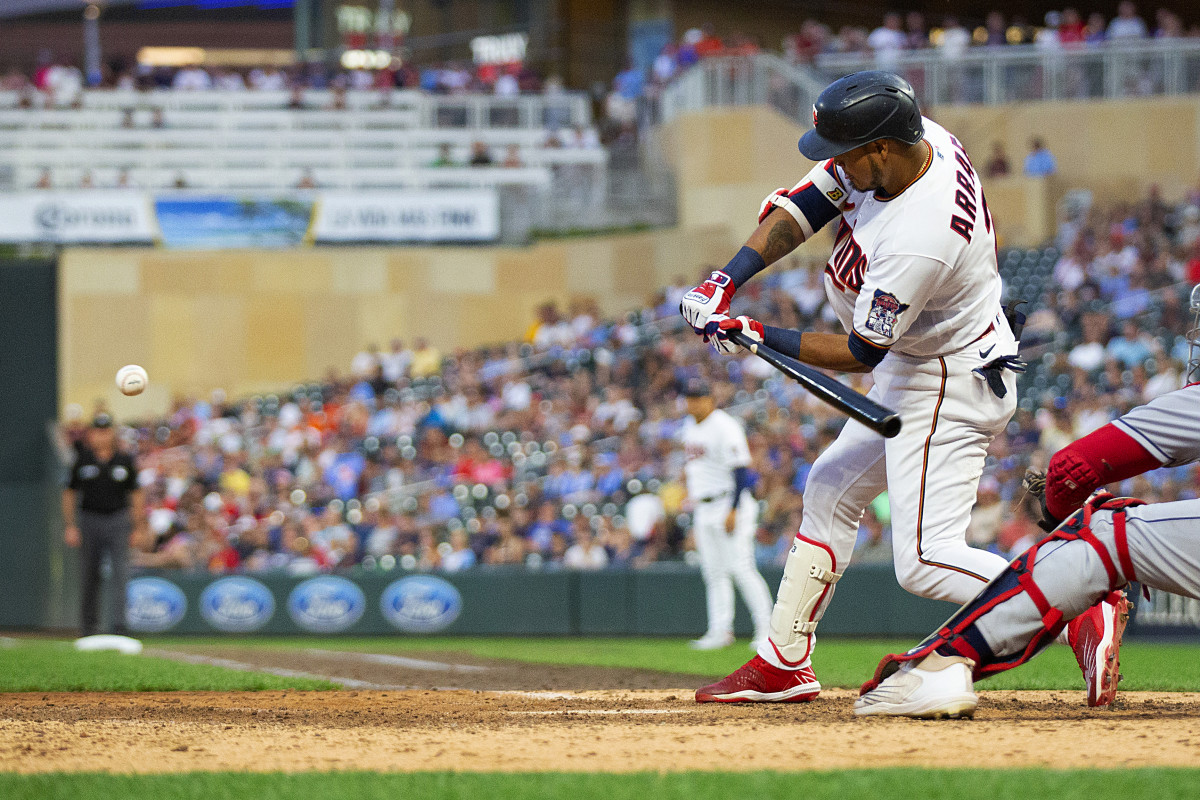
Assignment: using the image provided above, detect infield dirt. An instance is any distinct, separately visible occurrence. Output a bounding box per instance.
[3,646,1200,773]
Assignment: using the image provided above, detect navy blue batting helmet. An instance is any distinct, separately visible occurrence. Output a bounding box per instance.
[799,71,924,161]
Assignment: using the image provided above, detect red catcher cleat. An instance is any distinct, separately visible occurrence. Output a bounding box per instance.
[695,655,821,703]
[1067,590,1131,707]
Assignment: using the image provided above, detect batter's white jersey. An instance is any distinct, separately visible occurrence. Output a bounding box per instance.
[764,117,1008,364]
[682,409,751,500]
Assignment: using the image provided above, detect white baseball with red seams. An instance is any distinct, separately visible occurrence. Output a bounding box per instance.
[115,364,148,396]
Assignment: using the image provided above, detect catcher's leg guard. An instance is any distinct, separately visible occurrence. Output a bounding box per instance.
[861,494,1144,694]
[763,535,842,666]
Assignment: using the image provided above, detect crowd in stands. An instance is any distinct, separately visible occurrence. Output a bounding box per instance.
[785,2,1197,64]
[1,49,553,109]
[58,183,1200,578]
[606,3,1200,124]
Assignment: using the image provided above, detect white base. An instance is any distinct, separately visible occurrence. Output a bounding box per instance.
[74,634,143,655]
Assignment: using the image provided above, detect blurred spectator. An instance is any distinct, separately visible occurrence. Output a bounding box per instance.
[430,143,456,168]
[606,61,644,125]
[1106,319,1154,368]
[409,338,442,378]
[1084,12,1109,44]
[1068,311,1110,371]
[35,167,52,189]
[1059,8,1087,47]
[905,12,929,49]
[564,527,608,569]
[296,169,317,189]
[1023,137,1058,177]
[172,65,212,91]
[502,144,524,168]
[939,17,972,59]
[469,141,494,167]
[985,142,1010,178]
[965,476,1003,548]
[867,12,907,62]
[441,528,477,571]
[1107,2,1149,40]
[983,11,1008,46]
[249,66,288,91]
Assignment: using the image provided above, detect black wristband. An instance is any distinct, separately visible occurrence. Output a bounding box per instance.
[722,246,768,288]
[761,325,804,357]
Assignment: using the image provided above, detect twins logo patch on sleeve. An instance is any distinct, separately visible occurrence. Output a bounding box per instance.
[865,289,910,339]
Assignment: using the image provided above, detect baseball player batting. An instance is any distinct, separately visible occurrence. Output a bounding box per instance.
[680,380,774,650]
[857,286,1200,717]
[678,71,1120,704]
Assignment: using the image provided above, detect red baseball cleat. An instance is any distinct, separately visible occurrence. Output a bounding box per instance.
[1067,590,1130,707]
[695,655,821,703]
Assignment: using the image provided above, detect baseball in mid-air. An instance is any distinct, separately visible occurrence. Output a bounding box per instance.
[115,364,148,396]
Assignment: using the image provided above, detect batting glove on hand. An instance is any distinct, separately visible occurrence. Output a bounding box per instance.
[706,314,765,356]
[680,271,735,335]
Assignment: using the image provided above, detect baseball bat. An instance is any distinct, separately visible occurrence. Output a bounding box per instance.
[725,329,902,438]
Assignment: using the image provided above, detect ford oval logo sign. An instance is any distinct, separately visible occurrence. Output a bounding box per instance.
[286,576,365,633]
[125,577,187,633]
[200,577,275,633]
[380,576,462,633]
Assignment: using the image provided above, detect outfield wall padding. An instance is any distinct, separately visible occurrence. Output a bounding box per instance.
[123,564,963,638]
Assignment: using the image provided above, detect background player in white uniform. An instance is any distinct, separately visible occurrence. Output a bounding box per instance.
[678,71,1117,704]
[680,380,774,650]
[858,307,1200,718]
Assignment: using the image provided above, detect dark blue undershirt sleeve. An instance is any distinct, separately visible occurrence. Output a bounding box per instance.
[721,246,768,288]
[847,331,889,368]
[761,325,804,358]
[733,466,755,499]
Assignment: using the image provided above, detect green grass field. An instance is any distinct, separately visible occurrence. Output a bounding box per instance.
[5,769,1200,800]
[4,635,1200,692]
[0,639,334,692]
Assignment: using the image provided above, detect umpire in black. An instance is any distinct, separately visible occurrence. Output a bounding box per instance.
[62,413,146,637]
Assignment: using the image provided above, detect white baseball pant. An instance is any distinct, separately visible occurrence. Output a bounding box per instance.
[693,490,774,640]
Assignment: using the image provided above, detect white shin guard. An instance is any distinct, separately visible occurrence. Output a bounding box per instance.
[766,538,842,665]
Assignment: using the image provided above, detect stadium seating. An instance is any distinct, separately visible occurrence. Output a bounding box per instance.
[0,89,605,192]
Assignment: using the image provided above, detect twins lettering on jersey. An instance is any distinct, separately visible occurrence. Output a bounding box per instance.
[685,442,708,461]
[825,219,866,293]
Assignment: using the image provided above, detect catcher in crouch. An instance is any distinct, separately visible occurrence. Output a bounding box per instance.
[856,287,1200,718]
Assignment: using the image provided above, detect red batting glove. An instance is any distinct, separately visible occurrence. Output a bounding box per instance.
[707,314,765,355]
[680,271,735,334]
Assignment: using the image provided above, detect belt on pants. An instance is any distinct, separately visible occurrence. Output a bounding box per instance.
[696,491,732,504]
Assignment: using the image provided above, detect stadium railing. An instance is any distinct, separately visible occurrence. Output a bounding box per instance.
[655,52,825,125]
[655,40,1200,125]
[815,39,1200,105]
[0,87,592,129]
